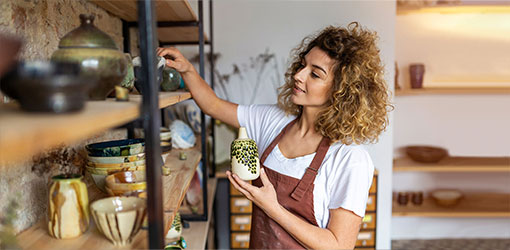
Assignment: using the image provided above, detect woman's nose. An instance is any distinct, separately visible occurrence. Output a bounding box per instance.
[294,67,306,83]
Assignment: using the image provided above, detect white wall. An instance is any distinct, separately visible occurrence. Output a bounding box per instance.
[207,0,396,249]
[394,12,510,239]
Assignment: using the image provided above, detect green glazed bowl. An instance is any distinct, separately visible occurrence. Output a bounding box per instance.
[86,139,145,157]
[87,153,145,164]
[87,159,145,169]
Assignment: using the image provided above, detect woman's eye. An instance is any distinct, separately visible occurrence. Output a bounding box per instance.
[311,72,319,78]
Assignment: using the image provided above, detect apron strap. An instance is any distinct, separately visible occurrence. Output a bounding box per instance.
[260,118,299,164]
[290,136,331,201]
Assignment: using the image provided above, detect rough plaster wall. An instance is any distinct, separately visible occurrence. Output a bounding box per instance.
[0,0,126,233]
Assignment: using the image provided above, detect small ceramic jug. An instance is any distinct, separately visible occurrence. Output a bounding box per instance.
[47,174,89,239]
[231,127,260,181]
[165,212,182,242]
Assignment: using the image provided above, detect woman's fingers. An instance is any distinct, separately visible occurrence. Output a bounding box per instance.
[226,171,254,200]
[259,168,272,187]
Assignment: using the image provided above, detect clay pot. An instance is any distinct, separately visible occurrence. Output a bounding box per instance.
[231,127,260,181]
[51,14,127,100]
[47,174,89,239]
[409,63,425,89]
[161,67,182,92]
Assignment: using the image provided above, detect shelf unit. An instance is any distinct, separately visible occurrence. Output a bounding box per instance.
[397,2,510,15]
[392,193,510,217]
[394,156,510,172]
[395,87,510,96]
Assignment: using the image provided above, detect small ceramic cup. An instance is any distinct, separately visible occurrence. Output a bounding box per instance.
[409,63,425,89]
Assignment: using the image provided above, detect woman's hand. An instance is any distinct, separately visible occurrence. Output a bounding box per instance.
[156,47,195,75]
[226,168,282,219]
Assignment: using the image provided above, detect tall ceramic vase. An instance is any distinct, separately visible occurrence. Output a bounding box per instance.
[47,174,89,239]
[231,127,260,181]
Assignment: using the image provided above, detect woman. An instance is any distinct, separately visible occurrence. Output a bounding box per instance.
[157,22,392,249]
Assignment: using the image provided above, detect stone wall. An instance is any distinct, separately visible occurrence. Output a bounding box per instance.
[0,0,126,233]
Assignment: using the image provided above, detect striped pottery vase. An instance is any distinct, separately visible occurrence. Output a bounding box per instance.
[230,127,260,181]
[47,174,89,239]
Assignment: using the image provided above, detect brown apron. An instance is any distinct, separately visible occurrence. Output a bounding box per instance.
[249,118,331,249]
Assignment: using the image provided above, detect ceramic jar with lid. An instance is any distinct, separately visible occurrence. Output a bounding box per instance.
[231,127,260,181]
[47,174,89,239]
[51,14,127,100]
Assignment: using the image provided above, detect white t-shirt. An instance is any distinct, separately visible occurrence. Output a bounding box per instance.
[237,104,375,228]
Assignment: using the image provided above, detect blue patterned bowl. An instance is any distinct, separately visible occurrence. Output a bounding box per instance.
[86,139,145,157]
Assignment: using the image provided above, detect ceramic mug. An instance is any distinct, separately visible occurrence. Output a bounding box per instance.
[47,174,89,239]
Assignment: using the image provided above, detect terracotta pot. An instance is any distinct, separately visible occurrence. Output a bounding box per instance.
[409,63,425,89]
[231,127,260,181]
[47,174,89,239]
[51,14,127,100]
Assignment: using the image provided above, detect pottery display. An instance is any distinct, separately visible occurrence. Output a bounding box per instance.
[165,212,182,241]
[431,189,463,207]
[86,138,145,157]
[105,171,146,198]
[405,145,448,163]
[231,127,260,181]
[120,53,135,90]
[47,174,89,239]
[161,67,182,92]
[409,63,425,89]
[86,166,145,192]
[87,153,145,164]
[90,197,146,246]
[51,14,127,100]
[133,56,165,94]
[87,159,146,169]
[0,61,96,113]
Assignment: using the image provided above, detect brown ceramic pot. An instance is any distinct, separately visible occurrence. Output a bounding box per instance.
[51,14,127,100]
[409,63,425,89]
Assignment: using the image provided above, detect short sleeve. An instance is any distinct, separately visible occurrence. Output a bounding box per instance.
[327,147,375,218]
[237,104,287,151]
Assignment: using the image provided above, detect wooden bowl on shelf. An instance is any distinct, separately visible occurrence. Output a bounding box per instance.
[405,145,448,163]
[431,189,463,207]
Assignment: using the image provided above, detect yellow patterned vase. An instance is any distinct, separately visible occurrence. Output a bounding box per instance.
[47,174,89,239]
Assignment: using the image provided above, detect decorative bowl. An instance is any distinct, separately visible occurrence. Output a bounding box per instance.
[160,127,172,141]
[105,185,146,199]
[90,197,146,246]
[0,61,96,113]
[87,153,145,164]
[161,141,172,153]
[86,138,145,157]
[51,14,127,100]
[405,145,448,163]
[87,159,145,169]
[431,189,463,207]
[105,171,146,196]
[86,166,145,192]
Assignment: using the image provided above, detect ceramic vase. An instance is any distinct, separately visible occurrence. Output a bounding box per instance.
[231,127,260,181]
[165,212,182,241]
[47,174,89,239]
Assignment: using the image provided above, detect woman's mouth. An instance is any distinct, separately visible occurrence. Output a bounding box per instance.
[293,85,306,94]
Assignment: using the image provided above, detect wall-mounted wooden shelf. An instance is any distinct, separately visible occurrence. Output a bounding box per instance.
[397,4,510,15]
[89,0,208,43]
[395,87,510,96]
[392,193,510,217]
[393,156,510,172]
[0,91,191,165]
[15,145,202,249]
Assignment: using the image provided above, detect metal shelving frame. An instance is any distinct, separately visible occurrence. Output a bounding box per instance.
[121,0,215,247]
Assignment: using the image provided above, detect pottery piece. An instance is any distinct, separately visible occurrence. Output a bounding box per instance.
[115,86,129,101]
[231,127,260,181]
[105,171,146,198]
[405,145,448,163]
[90,197,146,246]
[120,53,135,90]
[165,212,182,242]
[161,67,182,92]
[86,138,145,157]
[87,159,145,169]
[0,61,96,113]
[160,127,172,141]
[47,174,89,239]
[0,33,22,78]
[86,166,145,192]
[133,56,165,94]
[51,14,127,100]
[409,63,425,89]
[431,189,463,207]
[87,153,145,164]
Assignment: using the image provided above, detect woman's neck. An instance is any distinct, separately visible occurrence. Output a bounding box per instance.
[295,106,322,138]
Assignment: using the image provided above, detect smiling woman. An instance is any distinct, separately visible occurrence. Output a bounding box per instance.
[157,22,392,249]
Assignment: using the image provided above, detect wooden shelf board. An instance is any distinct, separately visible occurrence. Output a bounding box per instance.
[158,26,209,44]
[0,91,191,165]
[393,156,510,172]
[397,4,510,15]
[90,0,197,22]
[392,193,510,217]
[180,177,217,249]
[395,87,510,96]
[16,142,202,249]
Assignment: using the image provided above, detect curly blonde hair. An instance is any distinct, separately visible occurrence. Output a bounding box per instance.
[278,22,393,145]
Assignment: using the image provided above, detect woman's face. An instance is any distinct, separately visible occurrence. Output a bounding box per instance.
[291,46,335,108]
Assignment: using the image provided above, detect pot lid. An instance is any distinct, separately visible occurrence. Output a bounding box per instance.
[58,14,118,49]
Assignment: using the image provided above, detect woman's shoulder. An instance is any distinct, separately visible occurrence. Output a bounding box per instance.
[325,143,374,170]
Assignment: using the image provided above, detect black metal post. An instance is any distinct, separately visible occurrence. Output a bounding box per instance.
[199,0,209,221]
[209,0,216,178]
[137,0,164,248]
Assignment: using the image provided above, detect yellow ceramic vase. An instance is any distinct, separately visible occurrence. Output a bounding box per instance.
[47,174,89,239]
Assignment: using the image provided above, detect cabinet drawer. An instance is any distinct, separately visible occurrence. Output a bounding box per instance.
[231,215,252,231]
[361,212,376,230]
[355,230,375,247]
[369,176,377,194]
[366,194,376,211]
[231,197,252,213]
[231,232,250,249]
